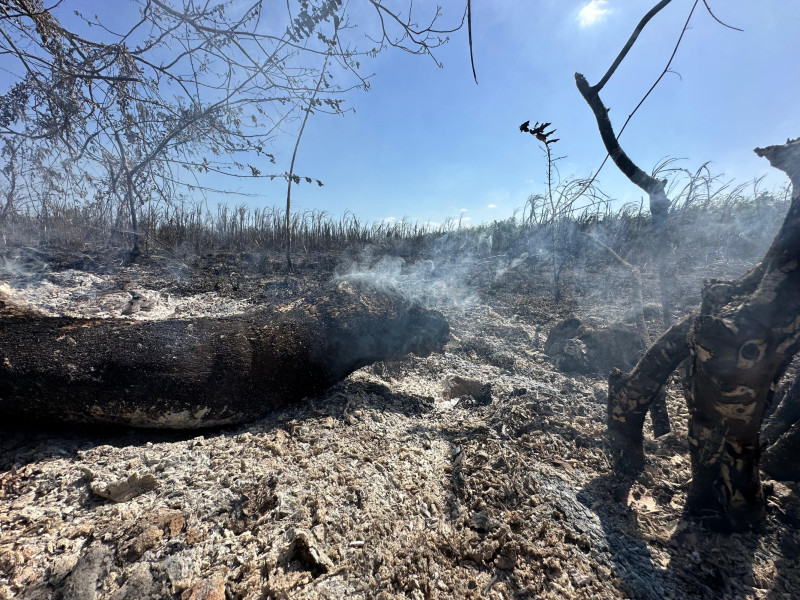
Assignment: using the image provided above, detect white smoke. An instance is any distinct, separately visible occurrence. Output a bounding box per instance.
[334,243,482,309]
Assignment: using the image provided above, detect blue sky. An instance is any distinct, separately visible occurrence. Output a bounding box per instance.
[250,0,799,227]
[13,1,800,227]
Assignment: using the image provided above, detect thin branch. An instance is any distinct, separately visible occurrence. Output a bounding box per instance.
[701,0,743,32]
[285,19,340,271]
[594,0,673,93]
[467,0,477,84]
[571,0,700,202]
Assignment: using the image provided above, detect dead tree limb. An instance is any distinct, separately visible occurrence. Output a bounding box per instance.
[593,0,673,93]
[576,72,675,327]
[285,17,339,272]
[607,311,694,472]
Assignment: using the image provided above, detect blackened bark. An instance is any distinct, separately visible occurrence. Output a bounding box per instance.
[762,421,800,482]
[604,138,800,530]
[762,368,800,452]
[683,138,800,530]
[0,282,449,428]
[607,312,694,472]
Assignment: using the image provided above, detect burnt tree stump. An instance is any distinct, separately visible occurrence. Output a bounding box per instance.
[0,282,449,428]
[682,139,800,529]
[606,137,800,530]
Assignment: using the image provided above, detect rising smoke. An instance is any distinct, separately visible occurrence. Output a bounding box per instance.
[332,229,526,310]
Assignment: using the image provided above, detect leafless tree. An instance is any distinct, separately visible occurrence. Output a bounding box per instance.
[576,0,799,531]
[0,0,466,258]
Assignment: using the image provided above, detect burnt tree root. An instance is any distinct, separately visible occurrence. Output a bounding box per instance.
[762,421,800,482]
[0,282,449,429]
[761,369,800,480]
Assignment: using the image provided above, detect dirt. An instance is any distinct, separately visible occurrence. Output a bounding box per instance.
[0,248,798,599]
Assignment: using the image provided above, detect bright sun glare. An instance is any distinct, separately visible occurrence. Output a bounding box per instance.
[577,0,611,28]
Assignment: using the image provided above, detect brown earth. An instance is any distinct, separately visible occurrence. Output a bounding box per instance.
[0,248,798,600]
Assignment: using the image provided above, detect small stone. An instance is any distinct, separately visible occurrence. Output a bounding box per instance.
[441,376,491,404]
[181,575,226,600]
[283,528,334,574]
[113,563,154,600]
[91,473,159,503]
[61,545,113,600]
[494,550,517,570]
[165,553,196,594]
[125,526,163,562]
[150,508,185,537]
[469,510,491,532]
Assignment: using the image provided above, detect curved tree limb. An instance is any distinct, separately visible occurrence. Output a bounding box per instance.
[467,0,477,84]
[607,311,694,472]
[576,72,675,327]
[593,0,673,93]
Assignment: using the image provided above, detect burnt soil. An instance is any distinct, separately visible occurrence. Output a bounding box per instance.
[0,247,798,600]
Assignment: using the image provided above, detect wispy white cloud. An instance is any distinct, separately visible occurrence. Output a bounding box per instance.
[487,203,498,209]
[459,208,468,212]
[382,216,396,223]
[577,0,610,28]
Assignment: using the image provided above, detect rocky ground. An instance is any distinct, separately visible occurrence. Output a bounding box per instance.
[0,246,798,600]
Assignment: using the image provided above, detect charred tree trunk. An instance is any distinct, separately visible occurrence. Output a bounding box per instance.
[606,138,800,530]
[0,282,449,429]
[113,132,141,260]
[607,312,694,471]
[682,139,800,529]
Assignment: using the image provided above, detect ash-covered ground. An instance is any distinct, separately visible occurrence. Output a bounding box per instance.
[0,246,798,600]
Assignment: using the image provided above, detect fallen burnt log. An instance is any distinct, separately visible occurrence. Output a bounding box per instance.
[0,282,449,428]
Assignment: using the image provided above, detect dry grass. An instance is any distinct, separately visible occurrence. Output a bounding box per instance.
[0,180,790,278]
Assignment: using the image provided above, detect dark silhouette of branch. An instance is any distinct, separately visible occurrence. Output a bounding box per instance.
[467,0,477,84]
[286,17,339,272]
[594,0,673,93]
[701,1,743,31]
[571,1,701,207]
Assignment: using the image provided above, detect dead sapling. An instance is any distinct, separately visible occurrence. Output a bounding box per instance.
[519,120,563,301]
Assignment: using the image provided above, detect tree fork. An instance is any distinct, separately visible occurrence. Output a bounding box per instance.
[576,72,677,327]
